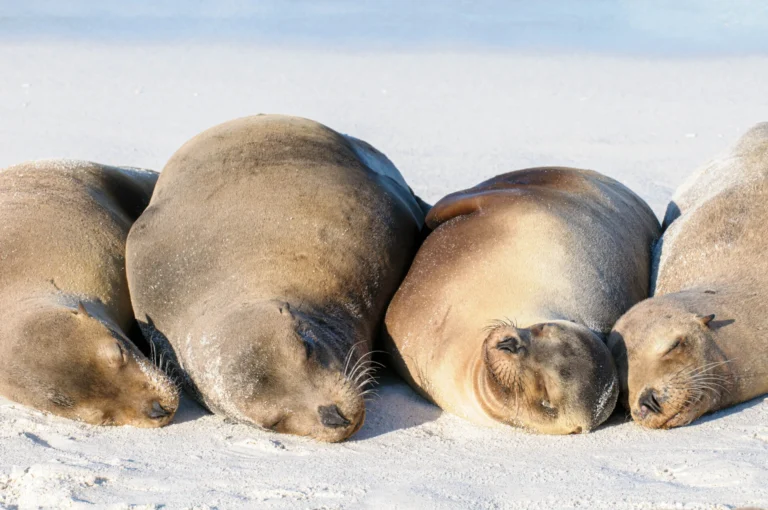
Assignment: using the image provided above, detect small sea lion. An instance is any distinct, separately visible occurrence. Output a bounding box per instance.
[0,160,179,427]
[384,167,660,434]
[126,115,425,442]
[609,123,768,429]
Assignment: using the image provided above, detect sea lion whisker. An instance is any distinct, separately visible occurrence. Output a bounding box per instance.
[671,363,699,379]
[687,371,730,380]
[692,383,729,395]
[483,317,519,333]
[690,381,730,393]
[343,340,368,378]
[686,375,731,387]
[357,378,377,391]
[347,350,382,380]
[688,383,722,394]
[147,336,157,365]
[352,368,377,385]
[350,356,385,382]
[685,359,734,377]
[352,365,376,380]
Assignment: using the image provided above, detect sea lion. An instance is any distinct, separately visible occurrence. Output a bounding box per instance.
[126,114,425,442]
[609,123,768,429]
[0,160,179,427]
[383,167,661,434]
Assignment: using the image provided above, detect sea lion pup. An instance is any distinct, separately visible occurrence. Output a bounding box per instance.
[126,115,425,442]
[0,160,179,427]
[609,123,768,429]
[383,167,661,434]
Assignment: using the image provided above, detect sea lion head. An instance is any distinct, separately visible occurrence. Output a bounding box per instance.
[194,301,366,442]
[19,302,179,427]
[480,320,618,434]
[608,296,727,429]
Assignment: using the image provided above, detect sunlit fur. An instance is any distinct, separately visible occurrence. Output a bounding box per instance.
[383,167,659,436]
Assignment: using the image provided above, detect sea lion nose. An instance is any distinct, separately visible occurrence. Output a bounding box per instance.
[495,334,525,354]
[148,401,172,420]
[637,388,662,417]
[318,404,351,428]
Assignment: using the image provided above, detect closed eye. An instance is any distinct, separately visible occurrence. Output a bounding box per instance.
[298,330,315,359]
[664,337,684,356]
[304,339,315,359]
[117,342,129,365]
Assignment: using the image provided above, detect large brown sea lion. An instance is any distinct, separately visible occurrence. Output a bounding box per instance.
[126,115,425,442]
[384,167,660,434]
[609,123,768,429]
[0,160,179,427]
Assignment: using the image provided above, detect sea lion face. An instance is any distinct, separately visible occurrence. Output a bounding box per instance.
[481,321,618,434]
[21,306,179,427]
[208,302,366,443]
[609,301,724,429]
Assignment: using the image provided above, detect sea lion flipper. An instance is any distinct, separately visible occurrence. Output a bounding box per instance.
[427,167,623,230]
[426,189,511,229]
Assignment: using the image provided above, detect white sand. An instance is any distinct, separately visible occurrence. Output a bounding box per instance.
[1,2,768,509]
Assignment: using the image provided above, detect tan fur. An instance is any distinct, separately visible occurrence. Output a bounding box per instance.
[384,167,660,434]
[126,115,424,442]
[0,160,179,427]
[609,123,768,429]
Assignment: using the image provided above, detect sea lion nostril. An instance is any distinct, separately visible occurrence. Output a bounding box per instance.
[496,336,525,355]
[148,401,171,420]
[638,388,662,414]
[318,404,351,428]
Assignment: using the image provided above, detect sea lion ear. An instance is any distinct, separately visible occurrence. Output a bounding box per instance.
[697,314,715,327]
[76,302,90,316]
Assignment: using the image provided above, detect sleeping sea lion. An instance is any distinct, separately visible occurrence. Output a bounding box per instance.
[126,114,425,442]
[384,167,660,434]
[0,160,179,427]
[609,123,768,429]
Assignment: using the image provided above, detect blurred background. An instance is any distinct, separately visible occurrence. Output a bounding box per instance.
[2,1,768,214]
[4,1,768,53]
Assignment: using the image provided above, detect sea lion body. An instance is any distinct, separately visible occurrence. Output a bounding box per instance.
[384,167,660,434]
[0,160,178,427]
[126,115,424,442]
[609,123,768,429]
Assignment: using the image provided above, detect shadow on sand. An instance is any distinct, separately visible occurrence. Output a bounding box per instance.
[603,395,767,432]
[690,396,767,427]
[352,369,443,441]
[171,392,212,425]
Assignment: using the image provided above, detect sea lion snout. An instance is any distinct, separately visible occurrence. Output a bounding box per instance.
[318,404,351,428]
[636,387,663,419]
[147,401,173,420]
[486,327,530,356]
[479,321,618,434]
